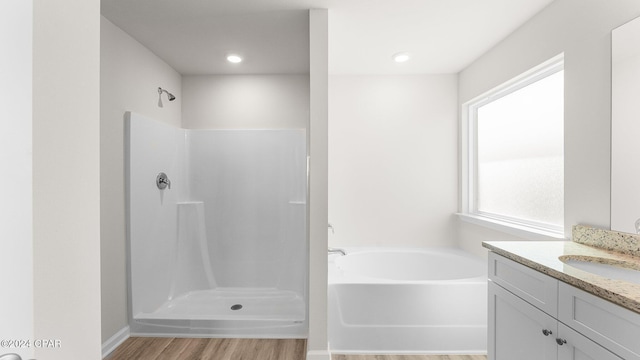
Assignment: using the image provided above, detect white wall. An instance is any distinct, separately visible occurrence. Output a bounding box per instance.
[457,0,640,257]
[0,1,33,359]
[328,75,458,248]
[100,16,182,344]
[182,75,309,129]
[33,0,102,359]
[307,9,330,360]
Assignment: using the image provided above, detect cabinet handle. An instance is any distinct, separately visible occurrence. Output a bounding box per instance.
[541,329,553,336]
[556,338,567,346]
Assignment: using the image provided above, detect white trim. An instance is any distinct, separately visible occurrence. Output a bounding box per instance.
[457,213,566,240]
[460,53,565,237]
[306,350,332,360]
[463,53,565,106]
[471,60,564,108]
[102,325,130,359]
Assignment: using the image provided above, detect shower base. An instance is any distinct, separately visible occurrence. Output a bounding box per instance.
[130,287,307,337]
[135,287,305,322]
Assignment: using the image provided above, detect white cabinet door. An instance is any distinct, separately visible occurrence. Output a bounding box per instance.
[489,281,558,360]
[557,323,622,360]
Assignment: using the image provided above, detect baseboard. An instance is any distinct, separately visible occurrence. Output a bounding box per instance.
[306,349,331,360]
[102,325,130,359]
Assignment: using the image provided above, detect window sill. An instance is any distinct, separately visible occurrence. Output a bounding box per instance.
[456,213,567,240]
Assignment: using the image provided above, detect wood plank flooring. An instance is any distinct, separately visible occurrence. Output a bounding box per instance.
[105,337,306,360]
[105,337,487,360]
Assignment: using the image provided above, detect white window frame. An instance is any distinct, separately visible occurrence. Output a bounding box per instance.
[459,54,565,239]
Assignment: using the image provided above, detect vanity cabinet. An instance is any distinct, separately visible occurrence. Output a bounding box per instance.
[488,252,640,360]
[489,282,557,359]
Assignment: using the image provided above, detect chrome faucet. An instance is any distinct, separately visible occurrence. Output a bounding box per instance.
[327,223,344,255]
[328,247,346,256]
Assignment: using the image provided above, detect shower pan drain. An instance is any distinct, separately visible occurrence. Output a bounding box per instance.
[230,304,243,311]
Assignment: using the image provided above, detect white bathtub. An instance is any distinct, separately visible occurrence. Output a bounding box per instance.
[328,247,487,354]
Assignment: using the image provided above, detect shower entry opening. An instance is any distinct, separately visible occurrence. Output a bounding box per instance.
[126,112,308,337]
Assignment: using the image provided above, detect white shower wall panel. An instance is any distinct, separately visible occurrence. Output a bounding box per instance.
[127,112,308,335]
[127,112,187,317]
[187,129,307,293]
[172,201,217,296]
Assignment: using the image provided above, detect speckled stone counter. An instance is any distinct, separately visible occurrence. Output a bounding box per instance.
[483,225,640,314]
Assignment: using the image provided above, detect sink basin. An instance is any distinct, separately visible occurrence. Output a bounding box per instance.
[559,255,640,285]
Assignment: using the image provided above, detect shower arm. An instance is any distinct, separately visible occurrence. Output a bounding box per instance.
[158,87,176,101]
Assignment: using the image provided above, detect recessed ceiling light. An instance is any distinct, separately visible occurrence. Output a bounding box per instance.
[227,54,243,63]
[392,52,411,63]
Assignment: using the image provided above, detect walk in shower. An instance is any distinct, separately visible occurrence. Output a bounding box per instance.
[126,112,308,337]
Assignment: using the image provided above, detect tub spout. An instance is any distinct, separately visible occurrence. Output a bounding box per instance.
[328,247,346,256]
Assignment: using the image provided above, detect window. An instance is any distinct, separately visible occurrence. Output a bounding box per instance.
[461,55,564,238]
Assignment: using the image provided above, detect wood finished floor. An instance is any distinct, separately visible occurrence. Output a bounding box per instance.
[106,337,486,360]
[106,337,306,360]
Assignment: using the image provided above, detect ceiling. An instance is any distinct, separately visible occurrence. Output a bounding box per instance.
[101,0,556,75]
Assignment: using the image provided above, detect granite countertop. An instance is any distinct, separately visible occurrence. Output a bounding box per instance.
[483,228,640,314]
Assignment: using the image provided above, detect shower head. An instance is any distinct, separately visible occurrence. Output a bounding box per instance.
[158,87,176,101]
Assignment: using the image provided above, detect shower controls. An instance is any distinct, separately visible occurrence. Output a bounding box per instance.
[156,172,171,190]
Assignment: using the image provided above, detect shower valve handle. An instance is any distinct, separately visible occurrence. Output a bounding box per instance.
[156,172,171,190]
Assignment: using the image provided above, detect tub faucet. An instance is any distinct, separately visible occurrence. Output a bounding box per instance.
[328,247,346,256]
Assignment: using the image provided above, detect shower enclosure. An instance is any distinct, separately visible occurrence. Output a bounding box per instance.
[126,112,308,337]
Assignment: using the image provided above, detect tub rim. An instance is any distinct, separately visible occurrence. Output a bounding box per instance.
[328,246,488,285]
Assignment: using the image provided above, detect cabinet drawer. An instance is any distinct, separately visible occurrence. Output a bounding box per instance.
[559,282,640,360]
[489,252,558,316]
